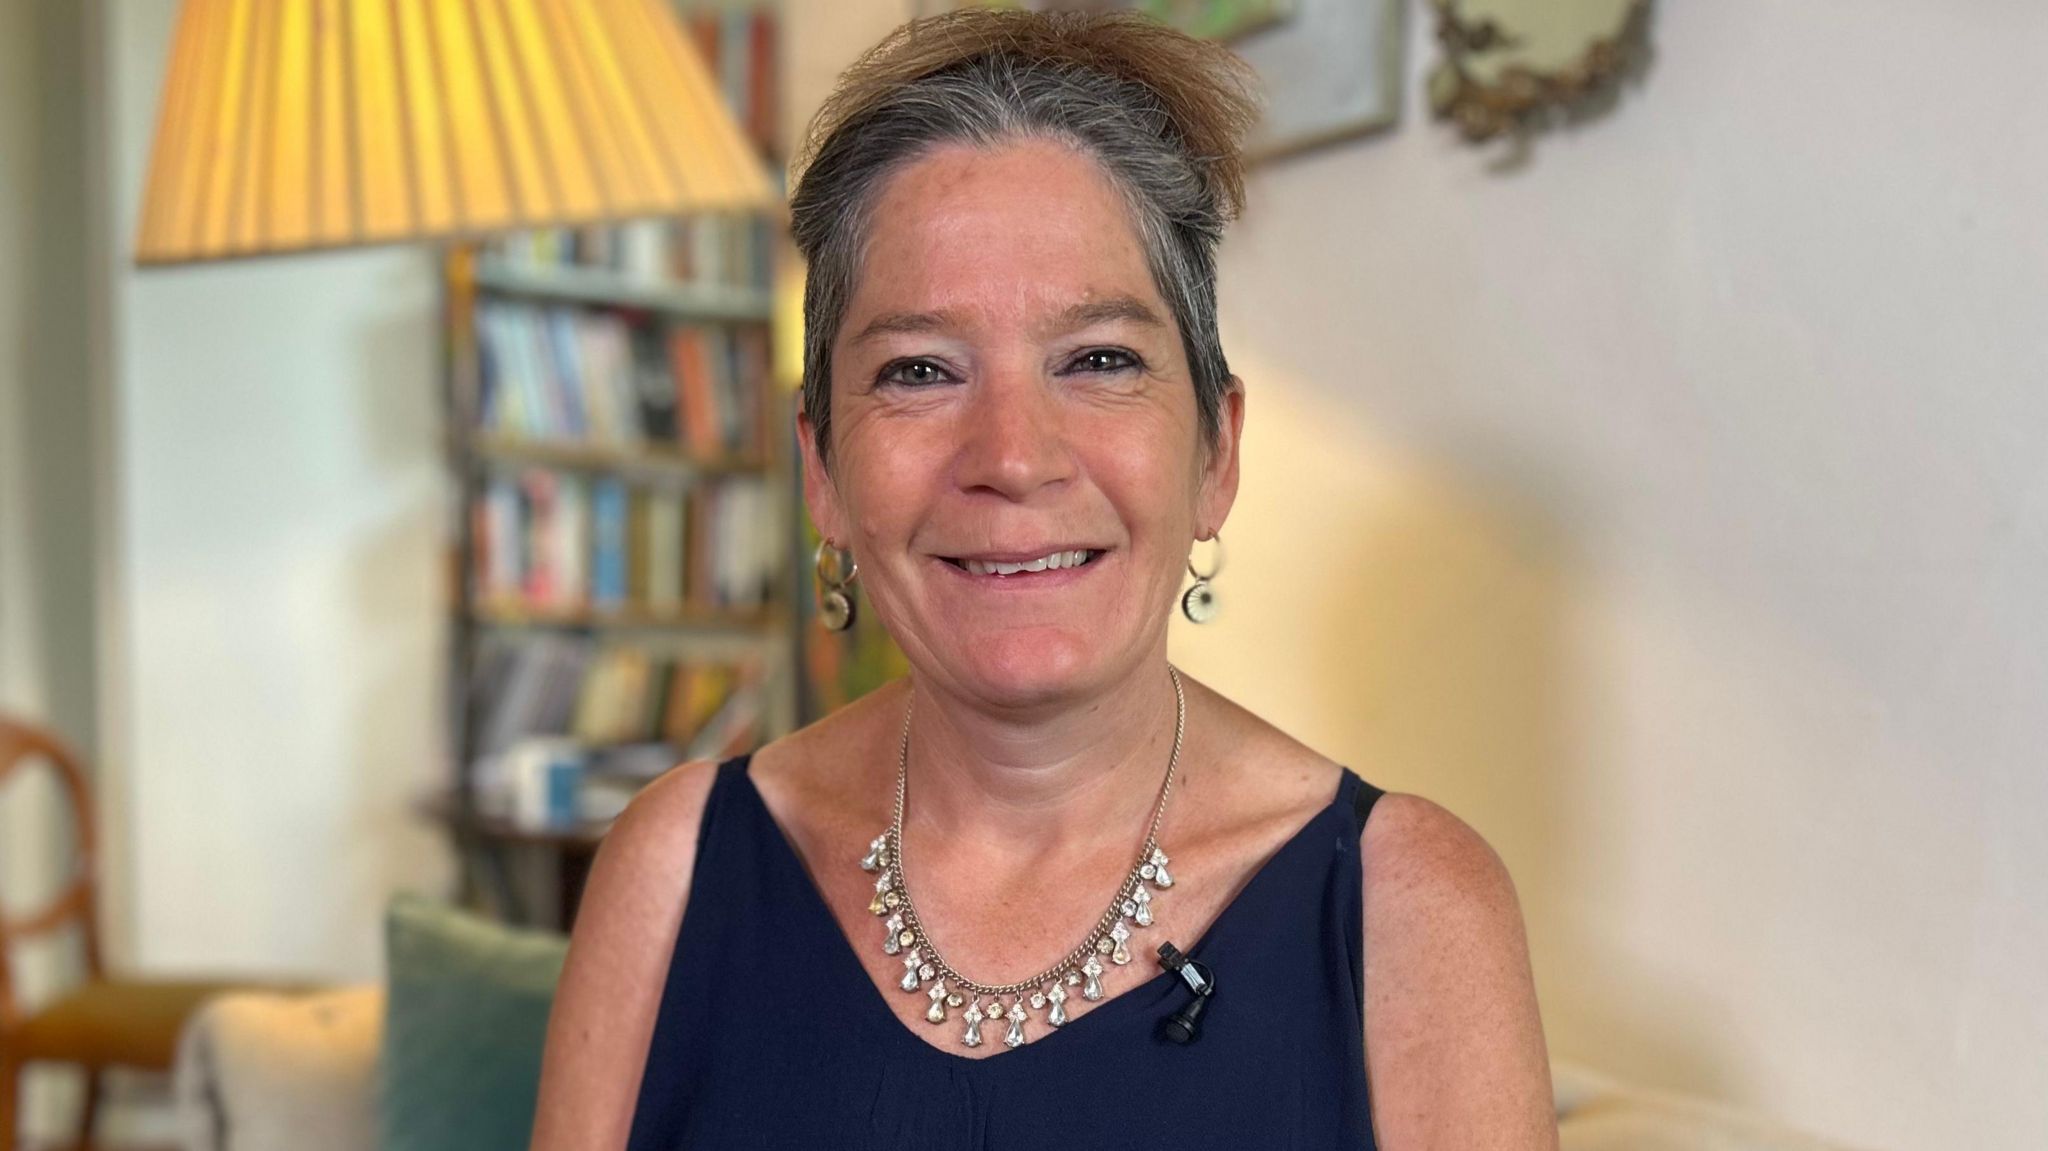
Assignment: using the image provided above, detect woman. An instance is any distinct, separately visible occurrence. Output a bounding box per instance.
[533,9,1554,1149]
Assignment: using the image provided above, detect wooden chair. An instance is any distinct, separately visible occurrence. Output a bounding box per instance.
[0,717,242,1151]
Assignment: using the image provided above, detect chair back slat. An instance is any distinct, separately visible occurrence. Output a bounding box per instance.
[6,880,93,939]
[0,716,104,1028]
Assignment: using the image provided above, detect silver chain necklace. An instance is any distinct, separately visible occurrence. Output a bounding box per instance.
[859,664,1187,1050]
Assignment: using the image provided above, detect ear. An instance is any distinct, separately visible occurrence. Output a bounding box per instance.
[1195,375,1246,540]
[797,407,849,547]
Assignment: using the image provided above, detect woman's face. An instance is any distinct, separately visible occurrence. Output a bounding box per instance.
[801,138,1242,710]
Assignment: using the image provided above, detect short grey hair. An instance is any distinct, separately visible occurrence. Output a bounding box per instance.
[788,10,1261,464]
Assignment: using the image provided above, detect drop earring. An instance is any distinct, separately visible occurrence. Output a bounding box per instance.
[1181,533,1223,624]
[815,540,859,632]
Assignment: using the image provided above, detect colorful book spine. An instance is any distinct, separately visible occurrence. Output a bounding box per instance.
[519,470,559,607]
[590,477,629,610]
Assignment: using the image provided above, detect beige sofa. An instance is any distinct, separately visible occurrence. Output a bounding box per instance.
[171,986,1858,1151]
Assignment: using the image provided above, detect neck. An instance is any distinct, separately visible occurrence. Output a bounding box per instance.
[897,658,1183,862]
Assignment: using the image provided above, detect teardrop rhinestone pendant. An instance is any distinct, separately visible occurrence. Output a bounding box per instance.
[961,999,985,1048]
[863,665,1191,1049]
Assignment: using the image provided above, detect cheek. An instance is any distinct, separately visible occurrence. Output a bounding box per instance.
[831,413,942,546]
[1080,411,1202,534]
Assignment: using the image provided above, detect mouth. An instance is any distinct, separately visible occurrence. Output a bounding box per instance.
[938,548,1106,578]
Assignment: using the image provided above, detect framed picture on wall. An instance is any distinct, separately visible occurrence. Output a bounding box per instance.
[917,0,1404,162]
[1227,0,1403,161]
[1127,0,1297,42]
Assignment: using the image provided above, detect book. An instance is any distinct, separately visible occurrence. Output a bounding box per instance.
[589,477,630,610]
[629,321,681,443]
[644,483,687,611]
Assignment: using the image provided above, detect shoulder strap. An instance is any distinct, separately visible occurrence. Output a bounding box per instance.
[685,754,755,874]
[1352,772,1385,829]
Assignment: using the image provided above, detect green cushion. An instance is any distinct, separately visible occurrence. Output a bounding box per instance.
[378,893,570,1151]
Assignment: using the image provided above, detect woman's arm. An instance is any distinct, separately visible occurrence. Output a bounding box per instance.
[1361,794,1557,1150]
[529,761,719,1151]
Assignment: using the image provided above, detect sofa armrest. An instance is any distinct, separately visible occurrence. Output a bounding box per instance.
[1553,1059,1860,1151]
[172,985,385,1151]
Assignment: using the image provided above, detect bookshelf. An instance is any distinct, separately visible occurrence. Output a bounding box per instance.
[433,1,793,928]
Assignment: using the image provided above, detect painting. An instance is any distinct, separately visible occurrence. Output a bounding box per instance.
[913,0,1404,163]
[1127,0,1297,42]
[1228,0,1404,160]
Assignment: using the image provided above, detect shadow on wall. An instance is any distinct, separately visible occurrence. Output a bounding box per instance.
[1167,351,1737,1098]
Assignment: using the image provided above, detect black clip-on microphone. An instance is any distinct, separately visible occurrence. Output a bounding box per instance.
[1156,941,1217,1044]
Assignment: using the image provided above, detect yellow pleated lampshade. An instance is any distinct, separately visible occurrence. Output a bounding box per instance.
[135,0,778,266]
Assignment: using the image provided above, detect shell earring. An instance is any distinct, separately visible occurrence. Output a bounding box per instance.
[815,540,859,632]
[1181,533,1223,624]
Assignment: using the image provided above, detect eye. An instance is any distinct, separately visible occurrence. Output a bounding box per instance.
[876,358,954,388]
[1068,348,1143,375]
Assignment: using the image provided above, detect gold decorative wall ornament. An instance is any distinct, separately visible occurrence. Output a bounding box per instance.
[1427,0,1650,144]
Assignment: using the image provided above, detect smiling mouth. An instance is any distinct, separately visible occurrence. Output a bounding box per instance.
[939,549,1104,577]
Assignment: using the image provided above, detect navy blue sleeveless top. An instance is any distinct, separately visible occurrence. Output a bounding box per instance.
[627,754,1385,1150]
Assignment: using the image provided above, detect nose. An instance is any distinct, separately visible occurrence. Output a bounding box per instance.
[953,368,1076,500]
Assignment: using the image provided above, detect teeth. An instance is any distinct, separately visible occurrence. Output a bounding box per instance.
[963,550,1092,577]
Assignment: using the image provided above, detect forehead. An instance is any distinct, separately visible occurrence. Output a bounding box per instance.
[847,138,1159,325]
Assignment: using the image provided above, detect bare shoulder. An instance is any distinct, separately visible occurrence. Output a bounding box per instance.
[529,759,722,1151]
[1361,792,1519,917]
[1359,794,1557,1149]
[600,756,724,879]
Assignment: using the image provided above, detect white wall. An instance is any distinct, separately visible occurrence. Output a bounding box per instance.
[787,3,2048,1148]
[105,0,453,981]
[1173,4,2048,1149]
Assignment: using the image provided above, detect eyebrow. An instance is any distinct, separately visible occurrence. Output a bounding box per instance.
[846,294,1169,346]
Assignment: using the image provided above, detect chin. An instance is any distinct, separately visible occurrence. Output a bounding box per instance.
[948,630,1107,708]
